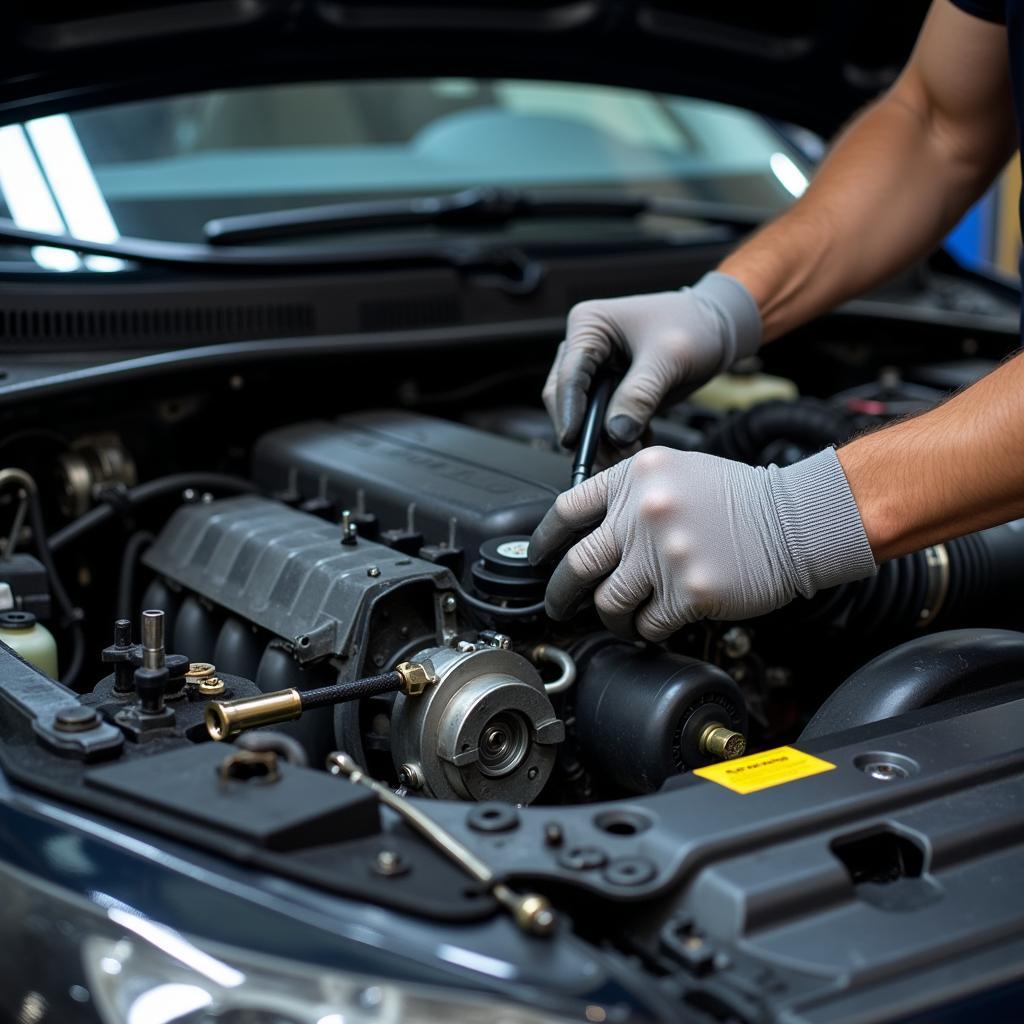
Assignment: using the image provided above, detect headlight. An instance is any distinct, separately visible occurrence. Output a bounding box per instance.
[83,915,576,1024]
[1,856,591,1024]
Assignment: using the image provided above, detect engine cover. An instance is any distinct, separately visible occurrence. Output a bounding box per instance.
[143,494,456,671]
[252,410,569,565]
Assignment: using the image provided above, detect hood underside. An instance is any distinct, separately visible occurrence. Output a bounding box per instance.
[5,0,929,135]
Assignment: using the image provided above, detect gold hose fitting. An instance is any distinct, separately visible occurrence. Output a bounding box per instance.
[205,689,302,742]
[396,661,432,696]
[699,722,746,761]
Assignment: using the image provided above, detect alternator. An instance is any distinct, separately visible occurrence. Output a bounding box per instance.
[390,644,564,803]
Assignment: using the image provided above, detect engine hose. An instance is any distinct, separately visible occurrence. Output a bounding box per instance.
[206,669,407,740]
[702,398,853,466]
[530,643,576,694]
[116,530,154,620]
[800,628,1024,741]
[49,473,257,553]
[778,518,1024,638]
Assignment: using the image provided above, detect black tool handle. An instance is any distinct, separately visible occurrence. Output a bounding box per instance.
[571,375,613,488]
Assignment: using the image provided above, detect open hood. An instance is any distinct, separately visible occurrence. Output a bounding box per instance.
[5,0,929,135]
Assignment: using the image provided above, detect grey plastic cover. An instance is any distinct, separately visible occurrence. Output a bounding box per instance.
[143,495,455,664]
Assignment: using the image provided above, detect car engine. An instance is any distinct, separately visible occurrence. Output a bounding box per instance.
[4,357,1023,812]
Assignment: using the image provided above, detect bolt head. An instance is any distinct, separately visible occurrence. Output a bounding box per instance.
[373,850,408,876]
[442,595,457,613]
[54,705,100,732]
[367,566,381,578]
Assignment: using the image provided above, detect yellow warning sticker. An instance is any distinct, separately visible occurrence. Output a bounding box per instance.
[693,745,836,795]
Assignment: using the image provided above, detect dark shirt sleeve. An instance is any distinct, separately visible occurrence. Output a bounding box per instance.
[948,0,1006,24]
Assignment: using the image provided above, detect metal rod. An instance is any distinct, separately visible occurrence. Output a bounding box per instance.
[326,752,556,937]
[141,609,165,670]
[205,666,426,741]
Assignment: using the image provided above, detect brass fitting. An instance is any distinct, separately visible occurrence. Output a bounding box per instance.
[699,722,746,761]
[186,662,216,683]
[205,688,302,742]
[396,661,432,696]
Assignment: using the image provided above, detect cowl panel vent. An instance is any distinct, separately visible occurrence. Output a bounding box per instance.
[0,302,315,347]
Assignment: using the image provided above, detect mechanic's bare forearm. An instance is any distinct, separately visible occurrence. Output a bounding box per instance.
[719,0,1014,341]
[837,353,1024,562]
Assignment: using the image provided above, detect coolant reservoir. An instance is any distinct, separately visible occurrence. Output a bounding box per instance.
[690,371,798,411]
[0,610,58,678]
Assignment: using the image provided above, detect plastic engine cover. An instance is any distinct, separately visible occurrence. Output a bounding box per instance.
[252,410,569,559]
[143,495,455,668]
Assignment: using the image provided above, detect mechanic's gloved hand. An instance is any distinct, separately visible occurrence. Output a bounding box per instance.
[542,272,762,449]
[529,446,876,640]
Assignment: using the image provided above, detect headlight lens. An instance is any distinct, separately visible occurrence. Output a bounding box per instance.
[3,844,596,1024]
[75,897,577,1024]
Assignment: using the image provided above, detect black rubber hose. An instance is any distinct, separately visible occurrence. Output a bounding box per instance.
[702,398,852,466]
[800,628,1024,741]
[50,473,257,553]
[116,530,154,620]
[300,670,404,710]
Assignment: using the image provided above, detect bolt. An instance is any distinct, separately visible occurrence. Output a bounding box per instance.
[340,510,358,546]
[864,761,907,781]
[398,763,424,790]
[182,488,198,502]
[198,677,225,696]
[699,723,746,760]
[54,705,100,733]
[527,766,539,780]
[367,566,381,578]
[373,850,408,877]
[113,619,131,647]
[442,594,457,614]
[544,823,564,847]
[721,626,751,660]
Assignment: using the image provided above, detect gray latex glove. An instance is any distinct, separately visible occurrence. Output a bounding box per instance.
[543,272,762,448]
[529,446,877,640]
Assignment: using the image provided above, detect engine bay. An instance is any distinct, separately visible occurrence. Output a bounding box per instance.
[3,333,1024,797]
[2,321,1024,982]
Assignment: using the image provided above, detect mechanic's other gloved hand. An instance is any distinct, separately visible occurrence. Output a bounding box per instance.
[542,272,761,449]
[528,446,877,640]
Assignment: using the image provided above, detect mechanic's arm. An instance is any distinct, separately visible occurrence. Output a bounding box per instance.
[839,353,1024,561]
[546,0,1016,447]
[720,0,1016,340]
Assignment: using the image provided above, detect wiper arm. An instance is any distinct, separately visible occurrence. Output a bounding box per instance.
[203,187,771,246]
[0,217,539,290]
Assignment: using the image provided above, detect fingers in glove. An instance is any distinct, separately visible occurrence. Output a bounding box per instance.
[593,567,651,639]
[605,356,672,447]
[544,522,621,620]
[555,313,613,447]
[528,471,612,567]
[634,576,711,642]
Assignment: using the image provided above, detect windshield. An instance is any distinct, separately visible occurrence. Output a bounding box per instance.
[0,78,810,272]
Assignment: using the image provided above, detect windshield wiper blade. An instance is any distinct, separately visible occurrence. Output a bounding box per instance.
[203,187,772,246]
[0,217,542,289]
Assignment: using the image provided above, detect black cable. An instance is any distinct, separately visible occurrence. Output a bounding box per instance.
[50,473,257,553]
[449,579,546,618]
[116,530,155,621]
[299,670,404,710]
